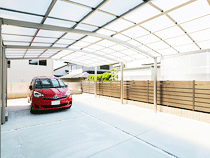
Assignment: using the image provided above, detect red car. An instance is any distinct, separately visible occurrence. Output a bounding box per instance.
[28,77,72,113]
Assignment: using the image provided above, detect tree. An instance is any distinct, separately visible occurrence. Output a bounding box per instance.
[109,67,119,81]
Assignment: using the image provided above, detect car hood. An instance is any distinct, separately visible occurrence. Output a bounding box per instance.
[35,88,68,97]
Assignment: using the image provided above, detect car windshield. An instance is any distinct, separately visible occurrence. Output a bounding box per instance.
[35,78,66,89]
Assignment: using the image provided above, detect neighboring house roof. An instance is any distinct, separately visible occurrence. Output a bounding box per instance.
[61,72,89,79]
[54,64,69,72]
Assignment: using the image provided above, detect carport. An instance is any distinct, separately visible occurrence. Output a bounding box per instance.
[1,0,210,157]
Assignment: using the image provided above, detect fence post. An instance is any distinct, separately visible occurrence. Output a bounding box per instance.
[89,80,90,93]
[147,80,149,103]
[120,62,124,104]
[95,67,97,97]
[193,80,195,111]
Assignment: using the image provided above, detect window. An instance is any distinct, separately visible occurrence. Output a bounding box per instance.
[29,60,47,66]
[29,60,38,65]
[100,65,110,70]
[39,60,47,66]
[7,60,10,68]
[35,78,65,89]
[72,64,77,70]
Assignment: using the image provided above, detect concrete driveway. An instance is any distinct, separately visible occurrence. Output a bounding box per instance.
[2,94,210,158]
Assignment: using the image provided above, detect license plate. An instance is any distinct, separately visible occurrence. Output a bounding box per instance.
[51,100,60,105]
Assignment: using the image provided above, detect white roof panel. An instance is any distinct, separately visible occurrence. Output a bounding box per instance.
[0,10,42,23]
[33,37,57,43]
[49,0,91,21]
[75,24,98,31]
[120,49,138,55]
[152,0,189,11]
[175,43,199,53]
[141,15,175,32]
[127,40,142,47]
[2,25,36,36]
[74,41,90,47]
[157,48,178,56]
[44,18,75,28]
[124,4,160,23]
[197,40,210,50]
[69,0,102,8]
[96,29,116,36]
[180,15,210,33]
[64,33,85,40]
[105,19,134,32]
[189,29,210,42]
[155,26,184,40]
[101,48,115,54]
[147,41,170,50]
[56,39,75,45]
[81,36,102,43]
[31,43,52,47]
[37,30,64,38]
[97,40,116,47]
[100,0,143,16]
[4,41,29,46]
[52,43,70,48]
[83,11,115,27]
[0,0,51,15]
[110,45,127,51]
[87,44,104,50]
[122,26,149,38]
[2,34,32,42]
[113,34,131,41]
[165,35,193,47]
[168,0,210,24]
[136,34,160,44]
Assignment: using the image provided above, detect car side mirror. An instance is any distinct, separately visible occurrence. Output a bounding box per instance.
[65,85,68,88]
[29,85,33,90]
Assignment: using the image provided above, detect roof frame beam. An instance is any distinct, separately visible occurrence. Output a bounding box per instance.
[112,0,197,36]
[1,18,154,58]
[24,0,57,58]
[4,45,119,62]
[41,0,110,58]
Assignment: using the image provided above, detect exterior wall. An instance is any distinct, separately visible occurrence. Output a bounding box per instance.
[7,59,53,99]
[70,65,113,73]
[161,52,210,81]
[118,68,161,81]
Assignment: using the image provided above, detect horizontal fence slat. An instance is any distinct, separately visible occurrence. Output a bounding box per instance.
[82,80,210,114]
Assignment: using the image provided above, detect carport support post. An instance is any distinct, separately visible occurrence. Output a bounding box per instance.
[121,63,124,104]
[154,57,157,113]
[94,67,97,98]
[2,46,6,124]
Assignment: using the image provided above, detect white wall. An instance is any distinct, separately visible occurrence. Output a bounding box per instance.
[7,59,53,98]
[8,59,53,83]
[118,68,161,81]
[161,52,210,81]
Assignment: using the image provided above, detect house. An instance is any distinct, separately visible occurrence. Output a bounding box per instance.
[7,59,53,99]
[53,63,69,77]
[60,64,113,94]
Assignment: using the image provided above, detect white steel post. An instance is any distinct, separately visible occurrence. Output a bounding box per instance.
[1,47,7,124]
[2,46,6,124]
[121,63,124,104]
[154,57,157,113]
[0,19,2,126]
[95,67,97,98]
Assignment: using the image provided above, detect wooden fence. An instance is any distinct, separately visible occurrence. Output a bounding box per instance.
[82,80,210,113]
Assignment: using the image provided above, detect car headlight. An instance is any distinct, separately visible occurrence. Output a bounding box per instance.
[65,90,71,96]
[34,91,44,98]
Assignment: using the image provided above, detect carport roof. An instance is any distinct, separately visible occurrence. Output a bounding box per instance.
[1,0,210,67]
